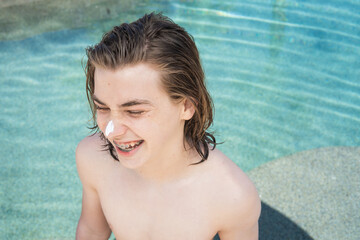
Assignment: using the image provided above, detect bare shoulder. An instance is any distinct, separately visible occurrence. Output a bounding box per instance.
[76,133,111,188]
[205,148,261,237]
[76,133,105,158]
[206,148,259,197]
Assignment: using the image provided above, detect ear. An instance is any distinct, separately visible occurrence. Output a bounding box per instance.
[181,98,196,120]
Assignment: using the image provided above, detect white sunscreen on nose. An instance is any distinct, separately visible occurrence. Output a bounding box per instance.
[105,120,114,137]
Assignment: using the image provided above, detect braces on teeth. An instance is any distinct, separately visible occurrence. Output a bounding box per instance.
[115,140,143,152]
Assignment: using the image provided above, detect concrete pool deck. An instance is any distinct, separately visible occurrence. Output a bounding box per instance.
[247,147,360,240]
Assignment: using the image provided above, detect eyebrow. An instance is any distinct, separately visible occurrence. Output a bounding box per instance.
[92,95,152,108]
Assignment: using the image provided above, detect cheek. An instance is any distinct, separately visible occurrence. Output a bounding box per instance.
[150,110,182,134]
[96,113,108,132]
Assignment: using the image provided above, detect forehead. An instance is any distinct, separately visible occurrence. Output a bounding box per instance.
[93,63,168,102]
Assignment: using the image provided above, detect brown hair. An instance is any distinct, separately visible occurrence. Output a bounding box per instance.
[85,12,216,164]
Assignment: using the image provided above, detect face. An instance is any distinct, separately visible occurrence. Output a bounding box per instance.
[93,63,194,170]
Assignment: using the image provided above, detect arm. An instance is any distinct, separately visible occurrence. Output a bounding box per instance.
[75,137,112,240]
[217,176,261,240]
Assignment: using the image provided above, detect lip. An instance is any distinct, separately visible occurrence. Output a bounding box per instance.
[114,140,143,157]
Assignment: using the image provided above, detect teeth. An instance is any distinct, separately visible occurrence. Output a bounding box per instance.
[114,140,142,152]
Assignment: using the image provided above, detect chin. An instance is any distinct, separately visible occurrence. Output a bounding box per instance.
[114,142,148,169]
[118,157,149,170]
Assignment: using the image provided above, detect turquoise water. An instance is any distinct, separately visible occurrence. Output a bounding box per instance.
[1,0,359,238]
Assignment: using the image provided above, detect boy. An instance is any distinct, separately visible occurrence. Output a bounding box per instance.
[76,12,260,240]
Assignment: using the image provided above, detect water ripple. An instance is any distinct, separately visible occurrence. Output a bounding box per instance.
[209,76,360,124]
[175,18,360,51]
[173,4,360,41]
[196,35,310,57]
[203,54,360,90]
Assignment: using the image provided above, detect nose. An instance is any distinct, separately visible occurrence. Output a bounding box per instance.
[105,119,127,139]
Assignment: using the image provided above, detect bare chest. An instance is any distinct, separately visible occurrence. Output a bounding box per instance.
[98,178,218,240]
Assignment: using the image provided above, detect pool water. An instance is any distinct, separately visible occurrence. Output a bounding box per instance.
[1,0,359,239]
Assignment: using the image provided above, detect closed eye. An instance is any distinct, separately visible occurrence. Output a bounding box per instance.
[95,104,109,111]
[127,110,145,115]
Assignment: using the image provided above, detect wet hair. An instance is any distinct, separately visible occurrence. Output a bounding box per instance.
[85,12,216,164]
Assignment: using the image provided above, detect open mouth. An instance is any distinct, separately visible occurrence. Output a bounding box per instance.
[114,140,144,153]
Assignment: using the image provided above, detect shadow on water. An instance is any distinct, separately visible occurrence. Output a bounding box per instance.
[259,202,314,240]
[213,202,314,240]
[269,0,287,58]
